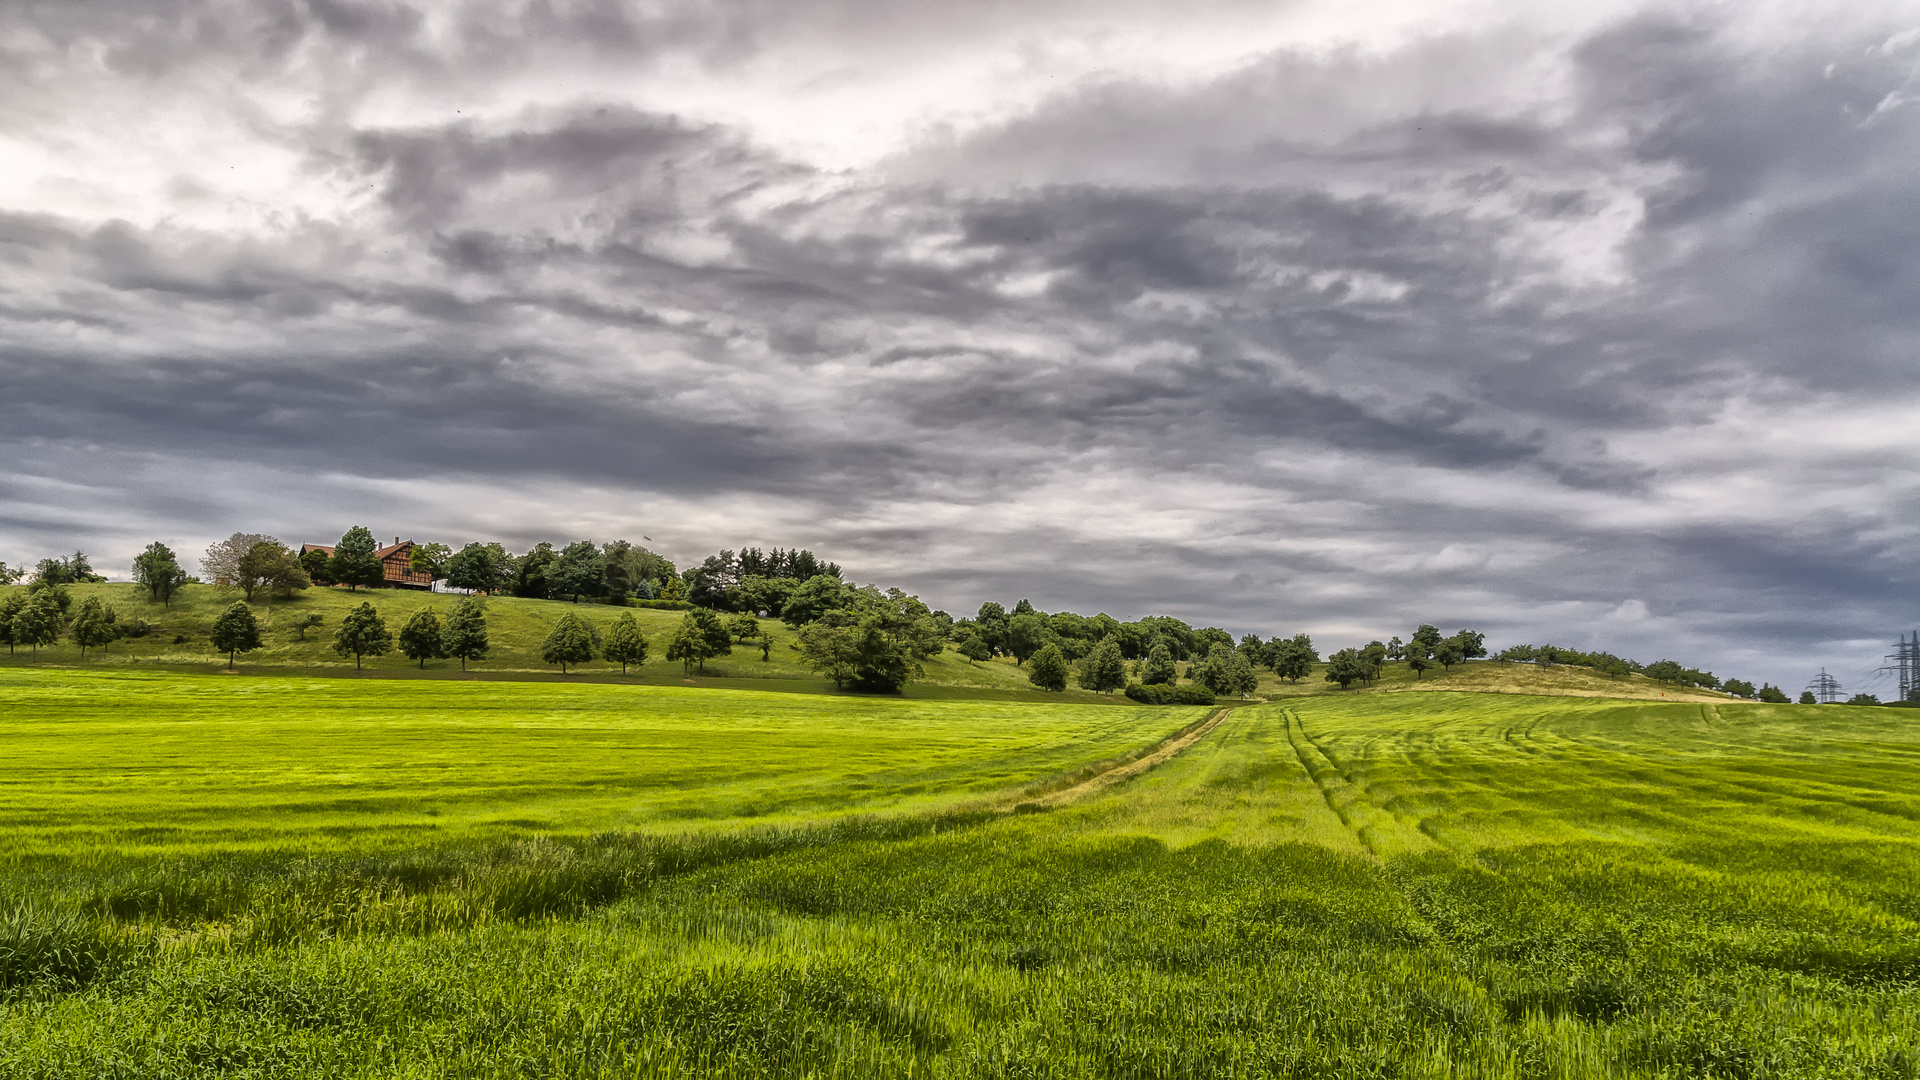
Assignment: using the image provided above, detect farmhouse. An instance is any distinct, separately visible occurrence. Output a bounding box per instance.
[300,538,434,590]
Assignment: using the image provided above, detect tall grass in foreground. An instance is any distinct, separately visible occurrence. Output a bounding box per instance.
[3,683,1918,1077]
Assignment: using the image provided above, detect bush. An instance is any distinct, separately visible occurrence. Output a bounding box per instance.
[632,599,694,611]
[1125,683,1216,705]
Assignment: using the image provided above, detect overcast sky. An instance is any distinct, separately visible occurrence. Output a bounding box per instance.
[4,0,1918,692]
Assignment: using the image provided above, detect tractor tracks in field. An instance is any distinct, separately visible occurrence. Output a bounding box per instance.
[1007,706,1238,811]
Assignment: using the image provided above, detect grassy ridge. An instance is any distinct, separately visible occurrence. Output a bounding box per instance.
[5,675,1913,1076]
[0,582,1731,703]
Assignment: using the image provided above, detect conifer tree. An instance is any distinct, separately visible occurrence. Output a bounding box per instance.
[542,612,596,673]
[208,601,262,670]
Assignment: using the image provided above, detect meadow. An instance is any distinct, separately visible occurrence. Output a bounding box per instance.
[3,668,1914,1077]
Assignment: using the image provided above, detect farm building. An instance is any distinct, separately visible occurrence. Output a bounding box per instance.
[300,538,434,589]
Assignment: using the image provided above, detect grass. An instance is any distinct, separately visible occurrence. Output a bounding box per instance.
[0,583,1135,702]
[3,668,1915,1077]
[0,583,1733,706]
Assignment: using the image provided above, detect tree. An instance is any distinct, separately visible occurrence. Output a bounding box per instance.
[0,592,23,653]
[1798,690,1817,704]
[69,596,117,659]
[603,612,649,673]
[1190,643,1232,693]
[11,591,63,655]
[328,527,384,591]
[548,541,606,603]
[1140,642,1177,685]
[1224,652,1259,697]
[1407,653,1431,679]
[201,532,274,594]
[1848,693,1881,705]
[1361,641,1388,684]
[208,601,262,669]
[1386,636,1405,661]
[1452,630,1487,660]
[238,540,310,601]
[1407,624,1442,671]
[973,602,1009,656]
[332,601,392,669]
[405,542,451,590]
[728,612,762,643]
[958,634,992,663]
[1078,638,1127,692]
[1027,644,1068,691]
[0,562,22,586]
[1325,648,1371,689]
[290,613,325,641]
[443,597,489,671]
[131,542,188,606]
[796,620,859,687]
[667,609,732,673]
[1644,660,1685,684]
[1434,636,1466,673]
[300,547,332,584]
[1757,684,1790,703]
[542,612,596,672]
[1723,679,1756,699]
[445,543,513,595]
[398,609,445,669]
[781,575,849,627]
[1006,613,1051,665]
[1272,635,1317,683]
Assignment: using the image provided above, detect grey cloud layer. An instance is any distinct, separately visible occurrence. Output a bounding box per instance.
[3,1,1918,689]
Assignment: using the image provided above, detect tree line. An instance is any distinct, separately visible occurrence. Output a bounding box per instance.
[0,534,1767,700]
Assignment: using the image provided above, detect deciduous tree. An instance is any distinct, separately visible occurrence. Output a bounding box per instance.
[603,612,649,673]
[208,602,262,669]
[408,543,452,590]
[332,601,392,669]
[11,591,62,655]
[548,541,606,603]
[1140,642,1177,686]
[1006,613,1051,665]
[1324,648,1370,689]
[1078,638,1127,692]
[70,596,118,660]
[132,542,189,607]
[1026,644,1068,692]
[443,597,489,671]
[328,527,384,591]
[398,609,445,668]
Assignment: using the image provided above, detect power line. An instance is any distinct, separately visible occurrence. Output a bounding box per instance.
[1885,631,1920,703]
[1806,668,1843,704]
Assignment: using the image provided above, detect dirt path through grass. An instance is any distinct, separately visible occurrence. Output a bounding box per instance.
[1015,706,1237,809]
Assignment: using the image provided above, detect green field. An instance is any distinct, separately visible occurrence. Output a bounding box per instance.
[3,668,1916,1077]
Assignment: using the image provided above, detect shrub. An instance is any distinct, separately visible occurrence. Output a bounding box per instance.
[1125,683,1215,705]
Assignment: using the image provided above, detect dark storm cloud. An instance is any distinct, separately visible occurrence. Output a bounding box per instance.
[2,1,1918,686]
